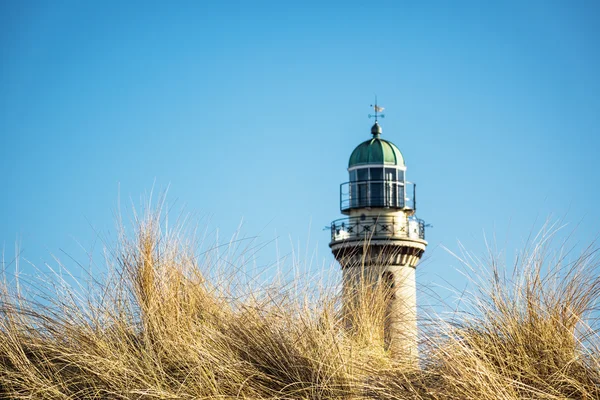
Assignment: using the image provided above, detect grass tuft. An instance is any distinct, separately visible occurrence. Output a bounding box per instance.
[1,211,599,399]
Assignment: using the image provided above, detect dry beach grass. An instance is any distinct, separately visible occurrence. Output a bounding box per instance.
[1,208,599,399]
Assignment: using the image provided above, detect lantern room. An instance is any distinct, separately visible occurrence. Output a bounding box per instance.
[340,121,417,214]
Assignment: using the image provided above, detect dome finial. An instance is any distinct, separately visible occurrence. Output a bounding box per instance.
[371,121,382,137]
[368,96,385,137]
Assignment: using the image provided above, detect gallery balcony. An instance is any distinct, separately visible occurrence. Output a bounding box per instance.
[330,215,426,244]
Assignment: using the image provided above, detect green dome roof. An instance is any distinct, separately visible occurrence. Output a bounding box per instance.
[348,123,405,168]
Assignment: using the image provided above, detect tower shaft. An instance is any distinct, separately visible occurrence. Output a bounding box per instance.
[332,237,425,360]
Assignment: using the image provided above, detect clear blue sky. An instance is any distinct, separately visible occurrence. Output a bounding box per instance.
[1,1,599,308]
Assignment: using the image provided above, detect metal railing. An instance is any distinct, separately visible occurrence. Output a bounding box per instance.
[330,215,425,242]
[340,180,417,212]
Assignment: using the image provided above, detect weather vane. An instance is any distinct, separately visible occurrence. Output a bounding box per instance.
[368,96,385,122]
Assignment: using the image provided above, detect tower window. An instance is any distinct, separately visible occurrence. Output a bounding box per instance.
[397,169,405,182]
[382,271,395,297]
[357,183,368,207]
[386,182,397,207]
[349,170,357,182]
[371,182,384,206]
[357,168,369,181]
[370,167,384,206]
[385,168,396,181]
[370,167,383,181]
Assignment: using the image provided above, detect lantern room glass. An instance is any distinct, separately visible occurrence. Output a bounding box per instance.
[348,167,406,208]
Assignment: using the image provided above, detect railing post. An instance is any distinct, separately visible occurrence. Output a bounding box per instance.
[413,183,417,210]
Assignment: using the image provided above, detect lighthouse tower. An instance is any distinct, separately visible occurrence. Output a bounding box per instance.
[329,105,427,359]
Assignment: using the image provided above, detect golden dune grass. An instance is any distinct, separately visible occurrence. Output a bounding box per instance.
[1,210,599,399]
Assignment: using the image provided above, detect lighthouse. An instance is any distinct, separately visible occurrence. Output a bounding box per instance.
[329,103,427,360]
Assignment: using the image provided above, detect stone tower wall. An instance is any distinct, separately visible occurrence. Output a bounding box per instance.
[333,242,424,360]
